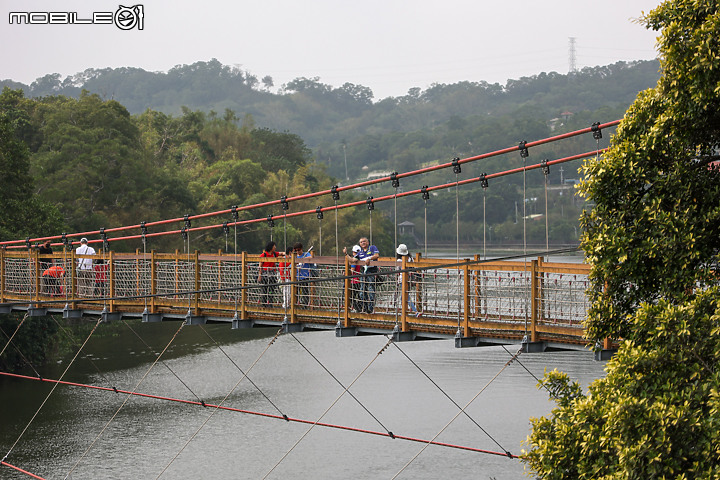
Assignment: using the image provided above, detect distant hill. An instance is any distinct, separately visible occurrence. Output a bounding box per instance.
[1,58,660,179]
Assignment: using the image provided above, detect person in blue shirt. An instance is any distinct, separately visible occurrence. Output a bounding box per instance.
[293,242,315,306]
[343,237,379,313]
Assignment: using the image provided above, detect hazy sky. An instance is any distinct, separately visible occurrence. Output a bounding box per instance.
[1,0,662,100]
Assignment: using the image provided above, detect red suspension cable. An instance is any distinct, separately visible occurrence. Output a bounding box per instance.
[0,371,520,459]
[1,461,47,480]
[1,121,617,248]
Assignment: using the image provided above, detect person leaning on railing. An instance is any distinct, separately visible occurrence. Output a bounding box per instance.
[343,237,379,314]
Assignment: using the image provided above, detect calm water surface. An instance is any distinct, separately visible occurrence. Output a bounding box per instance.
[1,320,606,479]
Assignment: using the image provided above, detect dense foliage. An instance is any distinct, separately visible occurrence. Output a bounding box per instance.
[0,59,662,249]
[525,1,720,477]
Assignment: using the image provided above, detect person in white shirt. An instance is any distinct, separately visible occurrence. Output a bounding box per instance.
[76,238,96,296]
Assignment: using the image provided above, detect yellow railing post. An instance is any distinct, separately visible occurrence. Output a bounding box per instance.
[150,250,157,314]
[463,262,470,337]
[343,256,350,327]
[401,256,409,332]
[240,252,247,320]
[0,247,5,303]
[530,259,539,342]
[290,253,297,323]
[33,248,40,303]
[194,250,200,315]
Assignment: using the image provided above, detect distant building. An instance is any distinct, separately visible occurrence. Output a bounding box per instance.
[398,221,415,236]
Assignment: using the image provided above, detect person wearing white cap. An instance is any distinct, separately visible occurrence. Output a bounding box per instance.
[76,237,96,296]
[395,244,421,317]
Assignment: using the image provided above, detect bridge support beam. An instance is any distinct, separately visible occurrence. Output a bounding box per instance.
[141,309,162,323]
[594,349,617,361]
[184,313,206,326]
[392,329,416,342]
[101,307,122,323]
[63,304,82,319]
[231,315,253,329]
[281,319,303,333]
[335,326,357,337]
[28,305,47,317]
[521,339,546,353]
[0,305,12,314]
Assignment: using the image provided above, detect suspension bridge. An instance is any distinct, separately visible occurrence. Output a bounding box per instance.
[0,121,618,479]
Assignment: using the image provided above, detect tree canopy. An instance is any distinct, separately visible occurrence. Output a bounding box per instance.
[524,1,720,477]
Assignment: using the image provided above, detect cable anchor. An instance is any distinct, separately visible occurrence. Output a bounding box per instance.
[316,206,324,220]
[184,214,191,229]
[390,171,400,188]
[366,196,375,211]
[480,173,489,189]
[452,157,461,174]
[280,196,289,211]
[331,185,340,201]
[591,121,602,140]
[181,227,188,241]
[541,159,550,176]
[519,141,529,158]
[222,222,229,236]
[421,185,430,201]
[231,205,239,222]
[267,215,275,228]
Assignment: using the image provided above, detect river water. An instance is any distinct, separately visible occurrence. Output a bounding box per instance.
[1,320,606,479]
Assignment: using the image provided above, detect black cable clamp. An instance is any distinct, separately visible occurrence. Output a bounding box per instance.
[591,122,602,140]
[480,173,489,189]
[181,227,188,241]
[231,205,239,221]
[331,185,340,201]
[366,196,375,211]
[452,157,461,174]
[541,159,550,176]
[390,171,400,188]
[283,414,289,422]
[100,228,108,251]
[62,233,69,249]
[421,185,430,201]
[519,141,529,158]
[113,386,119,393]
[140,221,148,237]
[184,214,191,229]
[25,237,30,250]
[267,215,275,228]
[316,206,324,220]
[222,222,229,236]
[280,196,289,211]
[388,431,395,439]
[201,400,207,407]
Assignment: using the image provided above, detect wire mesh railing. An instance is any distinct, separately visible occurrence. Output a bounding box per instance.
[0,250,590,344]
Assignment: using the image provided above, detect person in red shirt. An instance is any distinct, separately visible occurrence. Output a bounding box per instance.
[258,241,281,306]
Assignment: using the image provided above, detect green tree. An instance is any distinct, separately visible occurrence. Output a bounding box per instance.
[0,88,63,240]
[524,1,720,478]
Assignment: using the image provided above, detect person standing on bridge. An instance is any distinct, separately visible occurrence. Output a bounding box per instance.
[76,238,95,297]
[258,241,280,307]
[343,237,379,314]
[293,242,315,306]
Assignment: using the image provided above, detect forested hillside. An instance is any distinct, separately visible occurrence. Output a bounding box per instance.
[0,59,661,252]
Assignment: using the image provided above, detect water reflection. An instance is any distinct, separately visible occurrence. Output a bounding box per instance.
[1,320,605,479]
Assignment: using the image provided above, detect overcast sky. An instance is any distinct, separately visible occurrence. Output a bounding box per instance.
[1,0,661,100]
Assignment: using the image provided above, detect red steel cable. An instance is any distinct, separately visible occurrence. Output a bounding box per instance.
[0,371,520,459]
[1,461,47,480]
[1,121,618,248]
